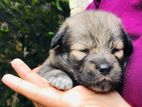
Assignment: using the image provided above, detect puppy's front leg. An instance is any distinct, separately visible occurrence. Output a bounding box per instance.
[39,59,73,90]
[44,69,73,90]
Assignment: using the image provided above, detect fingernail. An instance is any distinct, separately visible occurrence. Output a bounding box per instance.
[11,58,22,64]
[2,74,19,85]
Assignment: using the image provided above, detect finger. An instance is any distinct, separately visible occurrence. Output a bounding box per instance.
[11,58,48,87]
[2,74,65,107]
[32,66,41,73]
[11,58,32,77]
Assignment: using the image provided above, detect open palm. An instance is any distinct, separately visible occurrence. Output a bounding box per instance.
[2,59,131,107]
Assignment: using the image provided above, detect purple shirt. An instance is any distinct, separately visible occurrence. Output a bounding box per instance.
[86,0,142,107]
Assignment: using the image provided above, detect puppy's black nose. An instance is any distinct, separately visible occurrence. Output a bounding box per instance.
[97,64,113,75]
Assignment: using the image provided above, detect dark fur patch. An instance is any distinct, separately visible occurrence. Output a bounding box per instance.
[51,27,69,49]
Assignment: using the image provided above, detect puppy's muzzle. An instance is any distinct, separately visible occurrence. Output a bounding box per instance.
[83,54,114,75]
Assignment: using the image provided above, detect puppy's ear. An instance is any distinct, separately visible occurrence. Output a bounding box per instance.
[51,25,69,49]
[122,30,133,57]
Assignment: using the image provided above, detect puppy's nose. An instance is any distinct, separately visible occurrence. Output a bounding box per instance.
[96,64,113,75]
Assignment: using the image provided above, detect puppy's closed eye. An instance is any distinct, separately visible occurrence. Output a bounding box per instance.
[111,48,121,54]
[112,42,124,59]
[79,49,89,53]
[71,49,88,61]
[114,50,124,59]
[70,43,89,60]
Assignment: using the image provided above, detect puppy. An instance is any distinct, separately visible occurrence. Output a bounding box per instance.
[39,11,133,92]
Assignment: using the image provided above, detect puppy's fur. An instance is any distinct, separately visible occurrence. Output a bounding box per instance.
[39,11,133,92]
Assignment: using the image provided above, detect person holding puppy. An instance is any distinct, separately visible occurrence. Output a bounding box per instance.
[2,0,142,107]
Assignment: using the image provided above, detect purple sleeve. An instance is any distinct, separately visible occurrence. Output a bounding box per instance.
[86,0,100,10]
[86,0,142,107]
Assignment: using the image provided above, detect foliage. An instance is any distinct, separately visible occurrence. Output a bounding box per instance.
[0,0,70,107]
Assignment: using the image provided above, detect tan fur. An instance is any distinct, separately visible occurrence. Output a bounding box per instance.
[56,11,124,62]
[49,48,58,65]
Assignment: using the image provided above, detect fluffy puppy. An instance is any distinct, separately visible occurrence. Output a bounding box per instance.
[39,11,133,92]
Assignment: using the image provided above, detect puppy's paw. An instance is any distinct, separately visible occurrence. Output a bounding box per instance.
[44,69,73,90]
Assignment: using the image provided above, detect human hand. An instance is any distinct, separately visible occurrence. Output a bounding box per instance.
[2,58,131,107]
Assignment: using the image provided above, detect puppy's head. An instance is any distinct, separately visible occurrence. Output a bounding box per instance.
[49,11,133,92]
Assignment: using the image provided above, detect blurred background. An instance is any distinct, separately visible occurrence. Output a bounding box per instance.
[0,0,70,107]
